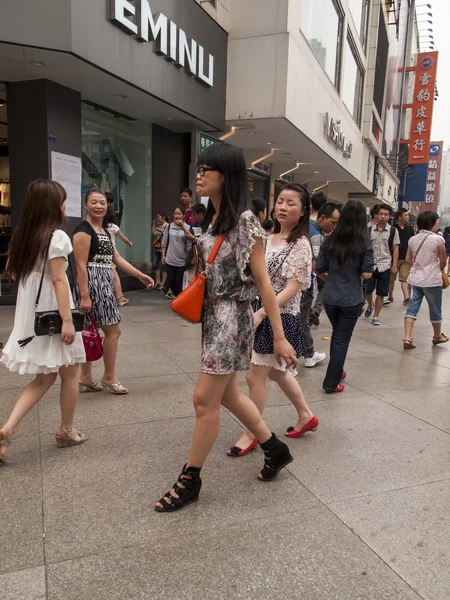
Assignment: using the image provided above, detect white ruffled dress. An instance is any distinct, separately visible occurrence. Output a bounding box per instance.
[1,230,86,375]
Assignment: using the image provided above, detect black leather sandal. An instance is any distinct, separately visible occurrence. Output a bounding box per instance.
[258,433,293,481]
[155,464,202,512]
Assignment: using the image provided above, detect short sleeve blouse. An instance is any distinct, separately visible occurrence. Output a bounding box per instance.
[281,237,312,287]
[408,231,444,287]
[48,230,72,262]
[197,210,267,301]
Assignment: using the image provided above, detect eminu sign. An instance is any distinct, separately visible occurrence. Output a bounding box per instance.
[110,0,215,87]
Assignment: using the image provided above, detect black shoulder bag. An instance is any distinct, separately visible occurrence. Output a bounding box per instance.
[18,240,85,348]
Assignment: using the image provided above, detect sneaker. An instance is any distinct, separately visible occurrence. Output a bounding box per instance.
[383,299,391,306]
[304,352,327,368]
[309,312,320,327]
[372,317,381,326]
[364,306,374,318]
[388,297,394,303]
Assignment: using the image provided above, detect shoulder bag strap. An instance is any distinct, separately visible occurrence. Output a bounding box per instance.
[34,235,53,308]
[413,232,432,261]
[206,233,227,265]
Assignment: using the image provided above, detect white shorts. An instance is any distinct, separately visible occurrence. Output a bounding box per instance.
[251,351,298,376]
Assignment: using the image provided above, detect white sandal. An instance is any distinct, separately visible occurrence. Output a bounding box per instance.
[55,427,88,448]
[101,380,129,395]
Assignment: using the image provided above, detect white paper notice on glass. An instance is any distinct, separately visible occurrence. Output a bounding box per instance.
[51,151,82,218]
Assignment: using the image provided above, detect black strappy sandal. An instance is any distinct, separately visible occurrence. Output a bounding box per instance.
[258,433,293,481]
[155,464,202,513]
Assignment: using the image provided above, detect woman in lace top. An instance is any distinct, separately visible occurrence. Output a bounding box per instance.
[228,184,318,457]
[155,143,298,513]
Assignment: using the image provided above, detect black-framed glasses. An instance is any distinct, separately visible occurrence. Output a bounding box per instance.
[196,166,217,177]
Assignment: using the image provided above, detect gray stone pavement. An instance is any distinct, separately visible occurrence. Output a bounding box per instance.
[1,283,450,599]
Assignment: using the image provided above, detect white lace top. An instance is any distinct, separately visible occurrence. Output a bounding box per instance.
[265,236,312,316]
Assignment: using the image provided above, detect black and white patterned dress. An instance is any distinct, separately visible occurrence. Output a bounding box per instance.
[253,236,312,370]
[73,221,121,326]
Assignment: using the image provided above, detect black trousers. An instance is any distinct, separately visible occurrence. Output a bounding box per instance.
[323,303,362,390]
[165,264,185,296]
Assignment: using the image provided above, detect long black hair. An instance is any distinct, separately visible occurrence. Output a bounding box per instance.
[323,200,368,265]
[7,180,66,283]
[251,197,267,217]
[273,183,311,244]
[198,142,249,234]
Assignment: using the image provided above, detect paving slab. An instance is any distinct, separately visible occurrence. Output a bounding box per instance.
[261,397,450,503]
[0,436,44,575]
[114,342,183,378]
[329,480,450,600]
[0,567,46,600]
[46,507,421,600]
[376,385,450,433]
[38,374,196,435]
[40,413,317,564]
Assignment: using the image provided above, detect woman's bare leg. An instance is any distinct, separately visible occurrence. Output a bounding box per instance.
[268,369,313,432]
[79,361,94,385]
[155,372,232,509]
[59,364,83,441]
[100,323,121,385]
[230,364,271,451]
[0,373,57,458]
[222,373,272,444]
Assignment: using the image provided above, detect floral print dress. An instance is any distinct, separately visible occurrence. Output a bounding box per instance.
[253,236,312,367]
[197,211,266,375]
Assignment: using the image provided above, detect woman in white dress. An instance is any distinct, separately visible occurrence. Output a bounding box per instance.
[0,180,87,464]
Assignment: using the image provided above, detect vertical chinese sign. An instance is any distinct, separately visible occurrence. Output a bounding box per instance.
[409,51,438,164]
[422,142,443,213]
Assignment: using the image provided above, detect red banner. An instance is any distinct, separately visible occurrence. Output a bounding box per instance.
[409,52,438,164]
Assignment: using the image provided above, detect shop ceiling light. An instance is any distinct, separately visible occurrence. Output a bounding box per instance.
[114,93,128,99]
[266,141,275,145]
[166,117,175,120]
[30,61,45,67]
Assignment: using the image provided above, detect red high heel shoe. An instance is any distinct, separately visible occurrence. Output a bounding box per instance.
[341,371,347,381]
[285,416,319,438]
[324,383,345,394]
[227,438,258,457]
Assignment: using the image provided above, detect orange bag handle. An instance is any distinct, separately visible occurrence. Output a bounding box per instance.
[206,233,227,266]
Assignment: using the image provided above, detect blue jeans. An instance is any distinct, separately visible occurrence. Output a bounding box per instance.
[405,285,442,323]
[323,303,362,390]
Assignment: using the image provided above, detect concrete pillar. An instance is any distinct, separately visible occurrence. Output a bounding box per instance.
[6,79,82,232]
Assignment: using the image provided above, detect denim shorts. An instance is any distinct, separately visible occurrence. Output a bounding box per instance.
[405,285,442,323]
[152,251,166,272]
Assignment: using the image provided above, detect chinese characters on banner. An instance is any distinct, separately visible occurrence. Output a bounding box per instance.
[423,142,443,212]
[409,52,438,164]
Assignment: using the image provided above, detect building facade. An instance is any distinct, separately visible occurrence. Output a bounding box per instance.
[205,0,410,210]
[0,0,227,301]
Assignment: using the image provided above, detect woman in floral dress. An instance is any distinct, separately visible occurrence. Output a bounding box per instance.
[228,184,318,458]
[155,142,298,513]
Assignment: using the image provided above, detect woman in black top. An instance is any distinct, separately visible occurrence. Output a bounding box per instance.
[73,188,154,395]
[316,201,374,394]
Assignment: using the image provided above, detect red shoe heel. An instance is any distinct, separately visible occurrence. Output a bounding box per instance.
[341,371,347,381]
[227,438,258,457]
[285,416,319,438]
[324,383,345,394]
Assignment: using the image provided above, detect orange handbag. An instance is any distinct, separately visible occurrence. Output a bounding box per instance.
[171,233,226,323]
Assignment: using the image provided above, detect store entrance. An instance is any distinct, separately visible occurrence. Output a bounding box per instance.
[0,89,12,300]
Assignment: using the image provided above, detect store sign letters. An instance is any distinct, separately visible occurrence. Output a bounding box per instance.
[110,0,215,87]
[409,52,438,164]
[424,141,442,207]
[324,113,353,159]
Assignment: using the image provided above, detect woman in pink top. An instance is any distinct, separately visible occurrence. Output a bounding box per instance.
[403,211,448,349]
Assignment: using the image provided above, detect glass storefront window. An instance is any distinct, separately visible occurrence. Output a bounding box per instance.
[299,0,343,89]
[81,105,152,265]
[348,0,370,49]
[342,38,364,126]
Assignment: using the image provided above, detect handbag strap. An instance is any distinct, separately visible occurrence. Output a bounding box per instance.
[413,232,432,261]
[206,233,227,265]
[34,236,53,308]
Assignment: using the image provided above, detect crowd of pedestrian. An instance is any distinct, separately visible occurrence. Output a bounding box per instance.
[0,142,448,516]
